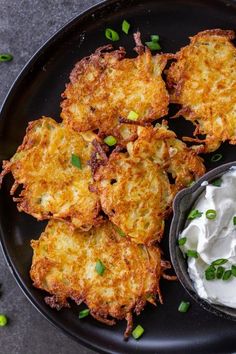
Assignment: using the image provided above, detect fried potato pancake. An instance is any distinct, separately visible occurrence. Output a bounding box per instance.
[167,29,236,152]
[94,124,205,244]
[0,117,100,229]
[127,124,206,194]
[93,148,172,245]
[30,220,166,337]
[61,44,169,142]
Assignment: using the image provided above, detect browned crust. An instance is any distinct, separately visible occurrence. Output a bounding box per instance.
[190,29,235,42]
[68,45,126,85]
[61,36,170,144]
[30,221,174,338]
[166,29,236,152]
[33,252,173,338]
[0,118,101,229]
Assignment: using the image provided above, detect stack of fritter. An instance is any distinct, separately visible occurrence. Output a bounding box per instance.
[2,29,234,336]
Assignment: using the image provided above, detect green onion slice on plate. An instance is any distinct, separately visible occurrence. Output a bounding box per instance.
[105,28,119,41]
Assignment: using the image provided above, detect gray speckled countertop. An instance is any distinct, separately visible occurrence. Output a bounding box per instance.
[0,1,101,353]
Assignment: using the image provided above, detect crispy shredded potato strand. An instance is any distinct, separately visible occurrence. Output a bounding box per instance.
[30,220,163,337]
[127,124,206,194]
[167,29,236,152]
[0,117,100,229]
[61,45,169,143]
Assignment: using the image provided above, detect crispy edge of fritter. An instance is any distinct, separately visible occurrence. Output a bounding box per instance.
[166,29,236,152]
[60,34,171,142]
[128,123,206,194]
[0,117,103,229]
[30,220,175,338]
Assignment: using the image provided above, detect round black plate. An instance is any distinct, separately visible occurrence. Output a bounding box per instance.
[1,0,236,353]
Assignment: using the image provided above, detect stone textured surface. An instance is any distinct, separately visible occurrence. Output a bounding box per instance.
[0,1,101,353]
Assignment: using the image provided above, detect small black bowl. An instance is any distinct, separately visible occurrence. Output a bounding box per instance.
[169,161,236,321]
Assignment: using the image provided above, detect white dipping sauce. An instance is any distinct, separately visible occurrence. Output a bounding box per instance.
[179,168,236,308]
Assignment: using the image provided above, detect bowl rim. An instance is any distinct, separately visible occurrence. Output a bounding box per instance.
[169,160,236,321]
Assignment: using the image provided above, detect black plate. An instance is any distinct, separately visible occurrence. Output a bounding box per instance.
[1,0,236,353]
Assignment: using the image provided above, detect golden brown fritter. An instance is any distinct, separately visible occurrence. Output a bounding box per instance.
[167,29,236,152]
[61,43,169,143]
[30,220,170,337]
[93,124,205,245]
[0,117,101,229]
[127,123,206,194]
[93,146,172,245]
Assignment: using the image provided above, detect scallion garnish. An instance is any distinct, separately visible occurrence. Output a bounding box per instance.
[122,20,130,34]
[232,265,236,277]
[178,237,187,246]
[178,301,190,313]
[211,259,228,266]
[223,269,232,281]
[216,266,225,279]
[145,41,161,51]
[186,250,198,258]
[95,259,106,275]
[132,325,144,339]
[211,153,223,162]
[116,227,125,237]
[105,28,120,41]
[211,178,222,187]
[71,154,82,169]
[206,209,217,220]
[0,53,13,62]
[205,265,216,280]
[151,34,160,42]
[187,209,203,220]
[145,34,161,51]
[233,216,236,226]
[0,314,7,326]
[104,135,117,146]
[127,110,139,121]
[79,309,90,319]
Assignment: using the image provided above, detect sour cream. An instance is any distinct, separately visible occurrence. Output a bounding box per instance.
[179,168,236,308]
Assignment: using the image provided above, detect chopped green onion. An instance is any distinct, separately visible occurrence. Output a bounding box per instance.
[79,309,90,319]
[105,28,120,41]
[178,237,187,246]
[232,265,236,277]
[211,259,228,266]
[127,110,139,121]
[211,153,222,162]
[223,269,232,281]
[233,216,236,226]
[205,265,216,280]
[71,154,82,169]
[206,209,217,220]
[104,135,117,146]
[95,259,105,275]
[151,34,160,42]
[187,209,203,220]
[216,266,225,279]
[116,227,125,237]
[122,20,130,34]
[188,181,195,187]
[145,41,161,51]
[0,53,13,62]
[132,324,144,339]
[0,314,8,326]
[205,271,215,281]
[211,178,222,187]
[178,301,190,313]
[186,250,198,258]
